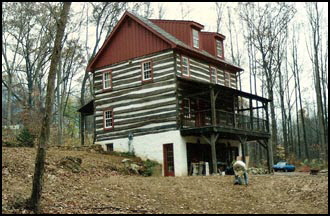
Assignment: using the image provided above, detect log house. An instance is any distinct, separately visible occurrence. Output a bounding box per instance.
[78,11,273,176]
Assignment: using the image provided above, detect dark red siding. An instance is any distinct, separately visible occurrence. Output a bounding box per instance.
[200,33,216,56]
[151,20,202,48]
[92,17,171,70]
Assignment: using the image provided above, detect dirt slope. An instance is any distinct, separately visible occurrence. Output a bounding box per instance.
[2,147,328,214]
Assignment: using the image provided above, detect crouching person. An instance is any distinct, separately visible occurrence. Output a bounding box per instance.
[233,160,248,186]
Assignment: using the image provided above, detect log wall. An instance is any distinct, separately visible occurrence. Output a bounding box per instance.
[94,50,177,141]
[175,53,237,89]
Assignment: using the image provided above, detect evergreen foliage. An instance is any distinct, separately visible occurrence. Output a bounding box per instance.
[16,127,36,147]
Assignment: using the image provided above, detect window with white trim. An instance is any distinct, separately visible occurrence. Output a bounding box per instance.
[104,109,113,129]
[217,69,224,84]
[181,56,190,77]
[142,61,152,81]
[224,71,231,87]
[193,29,199,48]
[103,71,112,89]
[216,39,223,58]
[183,98,191,119]
[210,66,217,84]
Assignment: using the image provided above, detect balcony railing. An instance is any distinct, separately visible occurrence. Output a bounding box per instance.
[181,109,268,133]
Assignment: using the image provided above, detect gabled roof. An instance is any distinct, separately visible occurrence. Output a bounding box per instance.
[87,11,243,72]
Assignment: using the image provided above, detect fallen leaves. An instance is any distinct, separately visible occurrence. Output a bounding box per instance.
[2,147,328,214]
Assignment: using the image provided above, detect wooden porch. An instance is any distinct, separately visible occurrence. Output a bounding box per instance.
[177,77,273,173]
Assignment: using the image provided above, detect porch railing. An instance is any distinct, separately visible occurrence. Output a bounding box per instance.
[181,109,268,133]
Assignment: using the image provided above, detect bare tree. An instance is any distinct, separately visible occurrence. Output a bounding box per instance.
[180,2,192,20]
[2,3,25,125]
[157,3,166,19]
[239,2,296,165]
[306,2,327,161]
[215,2,226,33]
[29,2,71,213]
[289,23,308,159]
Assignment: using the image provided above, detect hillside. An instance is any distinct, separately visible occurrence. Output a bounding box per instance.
[2,147,328,214]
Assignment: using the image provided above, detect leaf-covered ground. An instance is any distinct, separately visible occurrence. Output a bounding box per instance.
[2,147,328,214]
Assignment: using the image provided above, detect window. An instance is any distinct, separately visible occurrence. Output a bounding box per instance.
[216,39,223,58]
[183,98,191,119]
[231,73,237,88]
[192,29,199,48]
[217,69,224,85]
[210,67,217,83]
[142,61,153,82]
[210,66,217,84]
[224,72,231,87]
[106,143,114,152]
[104,109,114,130]
[181,56,190,77]
[103,71,112,90]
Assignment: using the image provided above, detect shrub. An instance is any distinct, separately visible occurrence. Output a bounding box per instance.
[16,127,36,147]
[141,159,160,177]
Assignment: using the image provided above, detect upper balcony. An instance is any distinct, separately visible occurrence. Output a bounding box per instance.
[177,77,271,141]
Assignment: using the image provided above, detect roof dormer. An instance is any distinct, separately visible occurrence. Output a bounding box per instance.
[200,32,226,59]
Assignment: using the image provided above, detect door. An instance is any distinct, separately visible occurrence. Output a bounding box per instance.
[163,144,175,176]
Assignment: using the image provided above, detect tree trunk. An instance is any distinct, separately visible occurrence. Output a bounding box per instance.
[29,2,71,213]
[7,75,12,126]
[57,58,63,146]
[278,67,288,157]
[309,2,326,161]
[80,72,88,146]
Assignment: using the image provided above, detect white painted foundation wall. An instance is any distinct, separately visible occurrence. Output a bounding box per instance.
[95,130,242,177]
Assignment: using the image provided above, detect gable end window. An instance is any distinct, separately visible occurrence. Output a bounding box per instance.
[103,70,112,90]
[216,39,224,58]
[104,109,114,130]
[181,56,190,77]
[192,29,199,48]
[142,61,153,82]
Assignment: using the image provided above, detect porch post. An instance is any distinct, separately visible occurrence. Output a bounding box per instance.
[210,87,216,126]
[233,95,236,128]
[210,133,218,174]
[264,102,270,132]
[249,98,253,130]
[257,139,273,173]
[238,135,247,163]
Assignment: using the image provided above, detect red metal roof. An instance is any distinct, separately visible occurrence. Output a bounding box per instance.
[87,11,243,73]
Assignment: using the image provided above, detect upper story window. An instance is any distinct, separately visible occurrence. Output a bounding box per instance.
[231,73,237,89]
[216,39,224,58]
[142,61,153,82]
[104,109,114,130]
[181,56,190,77]
[103,70,112,90]
[224,71,231,87]
[210,66,217,84]
[192,29,199,48]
